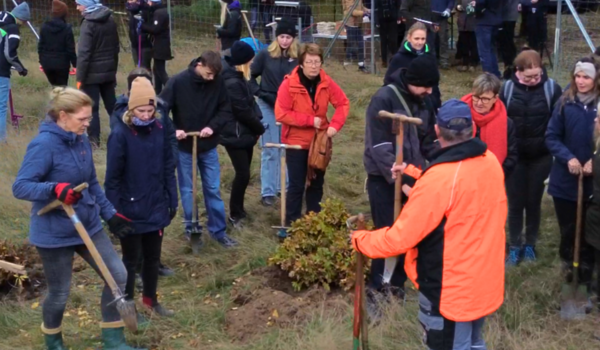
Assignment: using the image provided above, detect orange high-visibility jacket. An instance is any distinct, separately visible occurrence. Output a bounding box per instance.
[352,139,507,322]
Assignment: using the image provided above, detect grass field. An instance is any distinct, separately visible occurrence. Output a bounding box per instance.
[0,40,598,350]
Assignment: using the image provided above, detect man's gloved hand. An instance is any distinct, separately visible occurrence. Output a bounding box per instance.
[54,183,83,205]
[134,14,143,21]
[107,213,135,239]
[18,68,28,77]
[169,207,177,221]
[442,9,451,17]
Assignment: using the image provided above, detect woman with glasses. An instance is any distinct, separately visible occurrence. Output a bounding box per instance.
[500,49,562,266]
[274,43,349,228]
[461,73,518,176]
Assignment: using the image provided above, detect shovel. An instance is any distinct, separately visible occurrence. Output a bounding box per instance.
[185,132,203,255]
[560,173,588,320]
[38,183,138,332]
[348,214,369,350]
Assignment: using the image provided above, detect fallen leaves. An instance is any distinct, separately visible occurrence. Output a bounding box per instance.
[30,301,39,309]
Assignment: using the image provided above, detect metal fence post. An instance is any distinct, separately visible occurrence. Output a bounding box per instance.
[564,0,595,52]
[370,0,375,74]
[553,0,562,78]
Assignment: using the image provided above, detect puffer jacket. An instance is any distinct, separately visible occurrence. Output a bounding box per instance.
[500,72,562,160]
[76,7,120,85]
[12,118,117,248]
[38,17,77,71]
[141,3,172,60]
[219,59,265,149]
[343,0,366,27]
[275,66,349,149]
[250,47,298,108]
[104,112,177,234]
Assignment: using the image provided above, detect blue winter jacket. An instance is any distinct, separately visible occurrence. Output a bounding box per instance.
[105,105,178,234]
[546,97,597,202]
[12,118,117,248]
[431,0,455,13]
[475,0,502,27]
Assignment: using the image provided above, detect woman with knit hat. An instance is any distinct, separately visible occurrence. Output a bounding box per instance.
[38,0,77,86]
[105,77,178,318]
[220,41,265,227]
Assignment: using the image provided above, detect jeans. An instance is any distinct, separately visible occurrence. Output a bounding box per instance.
[250,6,272,42]
[0,77,9,142]
[225,146,253,220]
[153,59,169,95]
[258,98,284,198]
[345,25,365,63]
[418,293,486,350]
[506,155,552,247]
[131,47,153,71]
[475,25,500,78]
[43,69,70,86]
[366,175,407,291]
[456,31,479,66]
[497,21,517,68]
[121,230,162,304]
[177,148,226,239]
[379,20,399,64]
[286,149,324,225]
[36,230,127,329]
[81,81,117,144]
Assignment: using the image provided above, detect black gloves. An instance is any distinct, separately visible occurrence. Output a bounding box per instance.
[169,207,177,221]
[19,68,28,77]
[107,213,135,239]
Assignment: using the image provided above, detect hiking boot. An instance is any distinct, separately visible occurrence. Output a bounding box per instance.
[506,246,520,267]
[228,216,245,229]
[101,327,147,350]
[522,245,537,263]
[158,262,174,277]
[457,65,468,72]
[44,333,68,350]
[216,234,239,248]
[261,196,276,207]
[150,303,175,317]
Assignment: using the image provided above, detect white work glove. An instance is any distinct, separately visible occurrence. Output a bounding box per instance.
[442,9,451,17]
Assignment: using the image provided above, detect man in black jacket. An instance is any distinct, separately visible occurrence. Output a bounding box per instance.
[38,0,77,87]
[363,54,439,318]
[76,0,120,146]
[142,0,172,94]
[126,0,152,70]
[217,0,242,51]
[159,51,238,249]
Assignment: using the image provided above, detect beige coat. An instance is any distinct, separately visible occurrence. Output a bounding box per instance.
[342,0,367,27]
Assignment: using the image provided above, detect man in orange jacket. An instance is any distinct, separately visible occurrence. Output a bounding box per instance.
[352,99,507,350]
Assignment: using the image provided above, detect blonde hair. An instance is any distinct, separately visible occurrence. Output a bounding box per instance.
[407,22,427,39]
[122,108,161,126]
[47,87,93,122]
[236,61,252,81]
[268,38,300,59]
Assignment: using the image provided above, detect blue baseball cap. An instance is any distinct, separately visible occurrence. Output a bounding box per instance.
[436,99,473,131]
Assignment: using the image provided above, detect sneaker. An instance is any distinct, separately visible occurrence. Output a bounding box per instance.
[506,246,520,267]
[228,216,244,229]
[216,235,239,248]
[158,263,174,277]
[261,196,276,207]
[522,245,537,263]
[151,303,175,317]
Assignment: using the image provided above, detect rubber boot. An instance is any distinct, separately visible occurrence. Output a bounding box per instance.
[42,324,67,350]
[101,323,147,350]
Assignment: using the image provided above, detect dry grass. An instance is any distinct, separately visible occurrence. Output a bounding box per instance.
[0,39,598,350]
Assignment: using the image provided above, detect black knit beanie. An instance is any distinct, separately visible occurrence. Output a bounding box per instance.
[404,55,440,88]
[227,41,255,66]
[276,19,297,38]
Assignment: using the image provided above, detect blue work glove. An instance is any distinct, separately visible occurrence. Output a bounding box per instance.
[442,9,451,17]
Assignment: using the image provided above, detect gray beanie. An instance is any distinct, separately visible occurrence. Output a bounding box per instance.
[11,2,31,22]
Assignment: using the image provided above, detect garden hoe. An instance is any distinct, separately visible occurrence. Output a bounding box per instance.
[378,110,422,292]
[9,89,23,131]
[38,183,138,333]
[347,214,369,350]
[263,141,301,241]
[185,132,203,255]
[560,173,588,320]
[240,10,259,50]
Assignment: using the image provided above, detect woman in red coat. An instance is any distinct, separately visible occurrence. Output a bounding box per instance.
[275,43,350,228]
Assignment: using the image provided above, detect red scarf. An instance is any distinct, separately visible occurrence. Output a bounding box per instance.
[461,93,508,164]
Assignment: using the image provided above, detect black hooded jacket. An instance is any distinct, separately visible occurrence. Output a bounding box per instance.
[219,59,265,149]
[127,2,152,51]
[218,5,242,51]
[76,7,120,85]
[38,17,77,71]
[159,58,233,154]
[141,4,172,60]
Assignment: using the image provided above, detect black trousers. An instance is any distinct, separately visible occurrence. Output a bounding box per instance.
[456,31,479,66]
[396,22,406,50]
[81,81,116,144]
[225,146,254,220]
[379,20,399,64]
[525,7,547,53]
[285,149,324,226]
[366,175,407,291]
[43,68,70,86]
[497,21,517,67]
[153,59,169,95]
[506,155,552,247]
[131,47,153,71]
[121,230,163,304]
[553,197,595,285]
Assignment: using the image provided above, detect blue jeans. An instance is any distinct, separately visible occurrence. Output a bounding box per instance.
[0,77,10,142]
[258,98,285,198]
[475,25,501,78]
[345,26,365,62]
[177,148,226,240]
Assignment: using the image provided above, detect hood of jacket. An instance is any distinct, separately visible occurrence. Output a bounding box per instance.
[45,17,69,33]
[83,6,112,23]
[39,117,79,144]
[187,58,212,84]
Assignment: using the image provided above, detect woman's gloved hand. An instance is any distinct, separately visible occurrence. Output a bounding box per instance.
[54,183,83,205]
[107,213,135,239]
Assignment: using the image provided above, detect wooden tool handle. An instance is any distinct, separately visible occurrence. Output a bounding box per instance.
[186,132,201,137]
[62,204,121,296]
[378,110,423,125]
[280,151,287,228]
[37,183,89,216]
[0,260,27,275]
[394,125,404,218]
[264,143,302,149]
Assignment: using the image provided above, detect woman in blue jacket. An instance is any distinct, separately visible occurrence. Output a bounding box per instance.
[12,87,141,350]
[546,57,599,293]
[105,77,178,318]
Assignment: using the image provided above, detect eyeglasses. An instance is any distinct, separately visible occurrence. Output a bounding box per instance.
[522,73,542,81]
[472,95,496,104]
[75,116,93,123]
[304,60,322,67]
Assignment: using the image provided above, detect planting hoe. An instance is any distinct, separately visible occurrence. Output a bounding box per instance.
[38,183,138,332]
[9,89,23,131]
[348,214,368,350]
[560,173,588,320]
[185,132,203,255]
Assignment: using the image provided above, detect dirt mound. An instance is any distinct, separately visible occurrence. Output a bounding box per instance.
[225,266,349,343]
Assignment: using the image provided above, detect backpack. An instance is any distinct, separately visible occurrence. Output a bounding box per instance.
[307,128,332,185]
[503,78,555,111]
